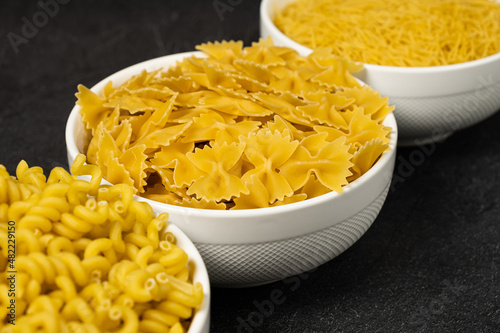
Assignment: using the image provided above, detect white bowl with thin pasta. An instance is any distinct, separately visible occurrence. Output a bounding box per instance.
[66,51,398,288]
[260,0,500,146]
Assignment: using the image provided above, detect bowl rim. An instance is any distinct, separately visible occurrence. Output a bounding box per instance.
[65,51,398,231]
[259,0,500,73]
[166,223,210,333]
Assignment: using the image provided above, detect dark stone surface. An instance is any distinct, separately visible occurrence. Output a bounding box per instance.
[1,1,499,332]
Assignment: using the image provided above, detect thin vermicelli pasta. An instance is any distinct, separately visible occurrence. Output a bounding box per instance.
[0,155,203,333]
[274,0,500,67]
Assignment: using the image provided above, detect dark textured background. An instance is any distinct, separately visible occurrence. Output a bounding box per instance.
[1,1,500,332]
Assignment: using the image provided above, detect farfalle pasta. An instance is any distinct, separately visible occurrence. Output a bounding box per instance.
[76,38,393,210]
[0,155,203,332]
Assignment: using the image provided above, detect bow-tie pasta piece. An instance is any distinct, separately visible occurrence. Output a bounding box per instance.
[125,85,177,102]
[343,108,391,148]
[264,115,306,141]
[226,71,270,93]
[195,40,243,62]
[91,123,120,165]
[141,181,182,206]
[135,95,177,140]
[109,118,133,152]
[280,136,353,193]
[300,174,332,199]
[180,111,260,145]
[201,95,273,117]
[268,68,320,95]
[232,174,271,210]
[154,76,199,94]
[104,94,160,115]
[297,132,330,156]
[307,48,363,89]
[202,61,243,92]
[100,150,135,191]
[87,121,123,164]
[186,142,249,202]
[299,91,353,129]
[116,69,162,93]
[348,139,389,182]
[233,58,274,85]
[232,173,308,209]
[240,129,299,203]
[147,164,191,204]
[315,108,390,153]
[151,142,205,188]
[241,37,288,67]
[337,86,395,124]
[253,92,314,127]
[133,122,192,150]
[75,85,112,132]
[119,145,148,193]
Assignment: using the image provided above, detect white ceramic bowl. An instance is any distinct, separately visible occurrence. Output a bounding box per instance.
[66,51,398,287]
[260,0,500,146]
[163,223,210,333]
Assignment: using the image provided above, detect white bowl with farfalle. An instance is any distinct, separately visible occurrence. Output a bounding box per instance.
[66,48,398,287]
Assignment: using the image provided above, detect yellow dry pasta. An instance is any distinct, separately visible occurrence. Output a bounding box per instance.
[0,155,203,333]
[76,38,393,210]
[274,0,500,67]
